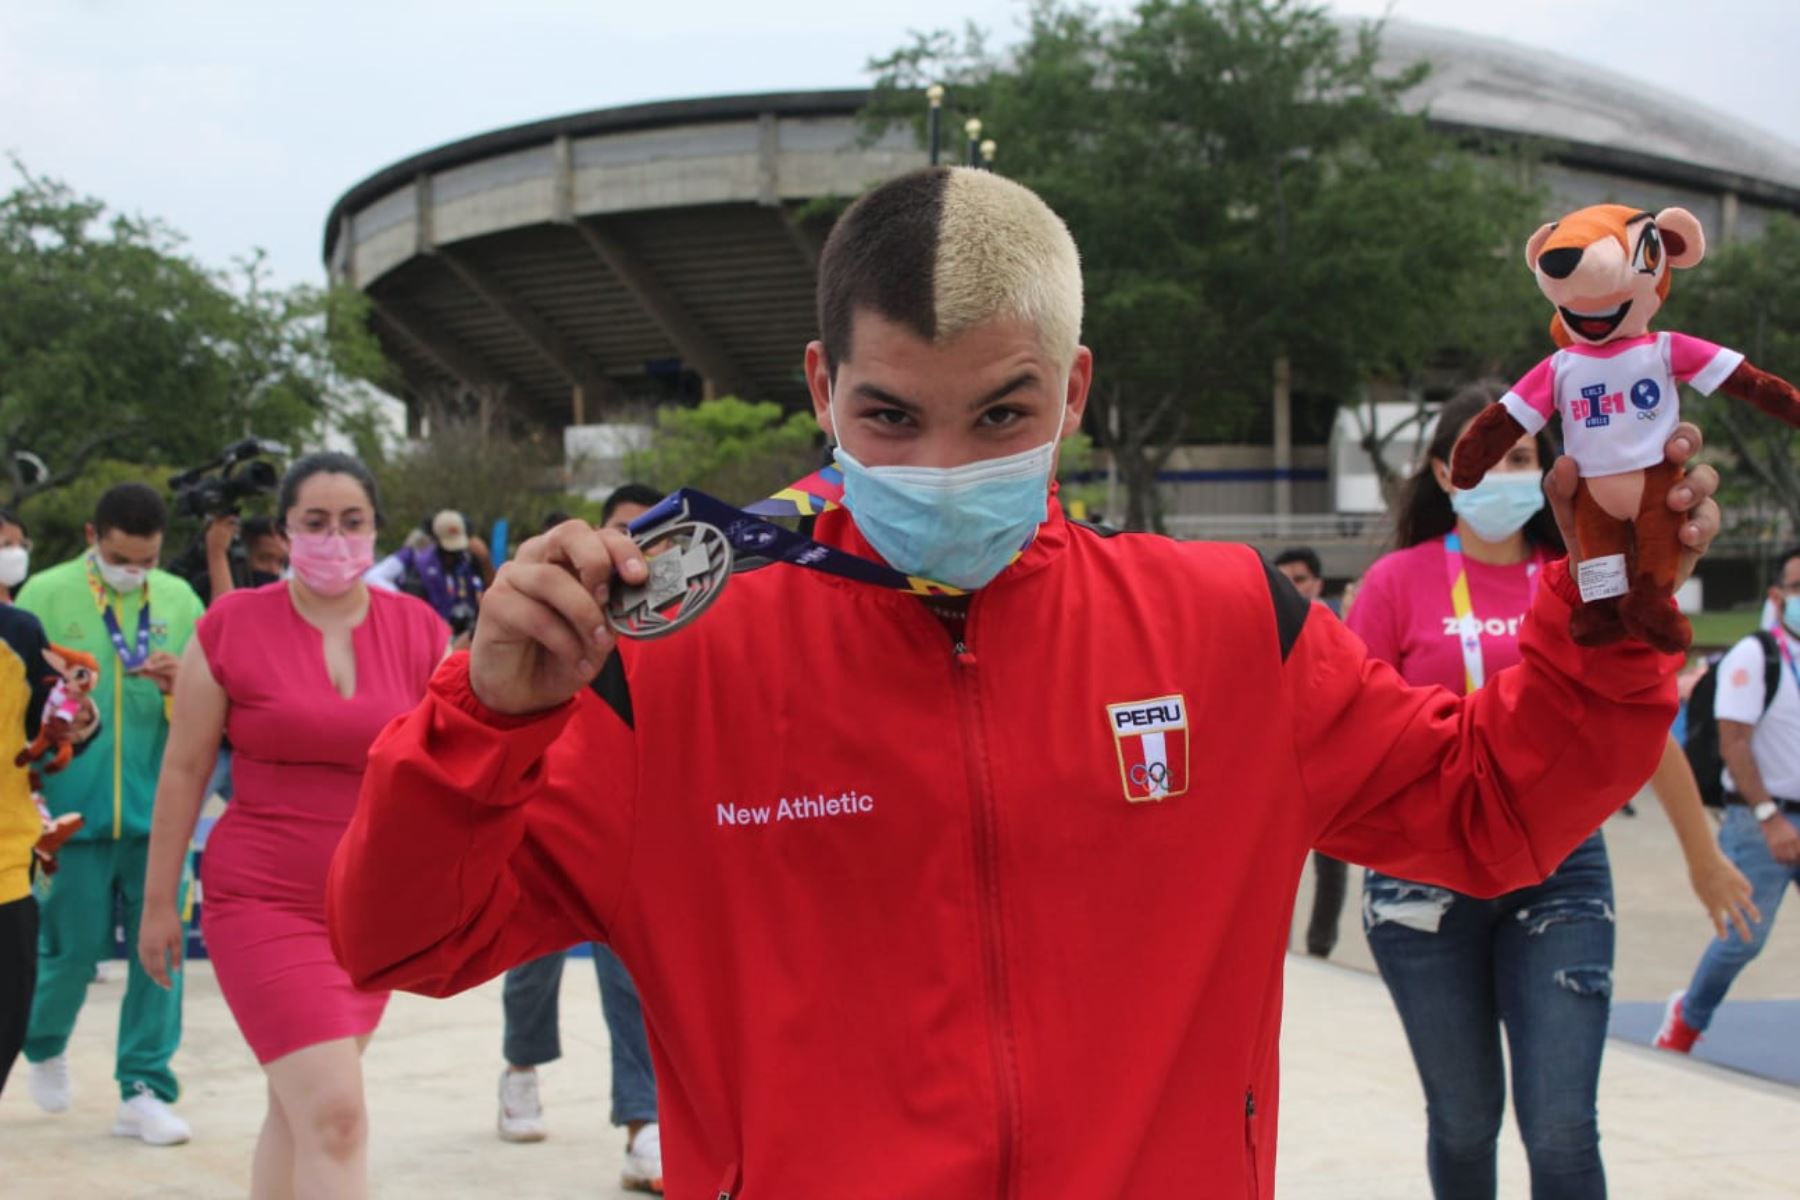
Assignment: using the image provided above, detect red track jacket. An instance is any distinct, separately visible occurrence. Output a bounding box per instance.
[327,506,1676,1199]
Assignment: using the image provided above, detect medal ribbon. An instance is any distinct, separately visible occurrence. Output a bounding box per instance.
[103,603,152,670]
[87,555,153,669]
[630,472,974,597]
[1444,533,1543,696]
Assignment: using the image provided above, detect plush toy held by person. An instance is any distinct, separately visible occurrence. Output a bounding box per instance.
[16,644,100,779]
[1451,204,1800,653]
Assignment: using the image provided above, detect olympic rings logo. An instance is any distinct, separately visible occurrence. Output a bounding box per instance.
[1130,762,1172,790]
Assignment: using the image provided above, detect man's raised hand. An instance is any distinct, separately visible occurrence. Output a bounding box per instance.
[468,520,647,716]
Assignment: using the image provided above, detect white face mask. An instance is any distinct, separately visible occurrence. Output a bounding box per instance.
[92,553,148,594]
[0,545,29,589]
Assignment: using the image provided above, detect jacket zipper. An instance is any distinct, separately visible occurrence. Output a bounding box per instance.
[951,616,1021,1200]
[1244,1087,1260,1199]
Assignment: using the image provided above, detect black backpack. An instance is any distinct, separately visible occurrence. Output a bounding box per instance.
[1684,630,1781,808]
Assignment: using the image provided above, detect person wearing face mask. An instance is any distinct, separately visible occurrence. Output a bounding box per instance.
[0,509,33,603]
[14,483,204,1144]
[137,452,445,1197]
[0,505,103,1098]
[329,169,1726,1198]
[1656,544,1800,1056]
[1346,384,1754,1199]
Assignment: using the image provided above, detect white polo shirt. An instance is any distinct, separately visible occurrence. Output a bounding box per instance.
[1715,629,1800,800]
[1501,331,1743,477]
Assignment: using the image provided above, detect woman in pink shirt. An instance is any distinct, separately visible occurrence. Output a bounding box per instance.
[1346,383,1753,1200]
[138,453,446,1198]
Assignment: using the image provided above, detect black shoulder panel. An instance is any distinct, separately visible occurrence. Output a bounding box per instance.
[1260,556,1311,663]
[588,649,634,730]
[1070,517,1125,539]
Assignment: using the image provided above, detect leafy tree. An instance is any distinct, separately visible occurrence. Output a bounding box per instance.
[0,162,384,508]
[1663,215,1800,537]
[627,396,822,507]
[866,0,1542,529]
[356,413,597,554]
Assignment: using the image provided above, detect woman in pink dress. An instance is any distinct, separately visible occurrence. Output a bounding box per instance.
[139,453,446,1198]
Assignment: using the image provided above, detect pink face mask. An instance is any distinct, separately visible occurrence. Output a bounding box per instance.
[287,531,376,597]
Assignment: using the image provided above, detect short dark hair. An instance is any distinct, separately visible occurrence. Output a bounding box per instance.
[1775,545,1800,580]
[0,508,27,540]
[817,169,947,377]
[601,483,664,525]
[1274,547,1322,579]
[1390,380,1564,554]
[94,483,168,538]
[277,452,383,529]
[240,515,283,546]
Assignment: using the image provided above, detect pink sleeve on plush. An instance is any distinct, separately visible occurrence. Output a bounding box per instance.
[1507,357,1556,422]
[1667,332,1745,394]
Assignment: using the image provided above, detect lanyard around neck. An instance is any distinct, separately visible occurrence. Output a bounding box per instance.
[1443,533,1542,696]
[1775,626,1800,700]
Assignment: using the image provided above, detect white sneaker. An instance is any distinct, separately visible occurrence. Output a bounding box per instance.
[496,1068,546,1143]
[28,1053,72,1113]
[622,1121,664,1194]
[112,1087,192,1146]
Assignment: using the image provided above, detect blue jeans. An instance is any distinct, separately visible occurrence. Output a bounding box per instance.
[502,945,657,1127]
[1364,833,1614,1200]
[1681,807,1800,1031]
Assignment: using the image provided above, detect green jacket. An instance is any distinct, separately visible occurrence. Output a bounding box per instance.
[16,555,204,841]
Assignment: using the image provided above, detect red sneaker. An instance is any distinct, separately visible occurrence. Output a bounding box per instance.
[1653,990,1700,1053]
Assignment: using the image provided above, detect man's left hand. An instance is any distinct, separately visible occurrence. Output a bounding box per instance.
[1543,422,1720,589]
[132,650,182,695]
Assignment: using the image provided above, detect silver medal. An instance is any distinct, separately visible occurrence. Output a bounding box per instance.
[605,519,734,640]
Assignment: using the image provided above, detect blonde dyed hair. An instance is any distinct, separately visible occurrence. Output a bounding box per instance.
[816,166,1084,373]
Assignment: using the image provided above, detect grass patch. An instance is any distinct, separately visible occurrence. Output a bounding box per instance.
[1688,609,1763,651]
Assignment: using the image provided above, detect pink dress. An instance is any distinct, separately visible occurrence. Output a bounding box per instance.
[198,583,446,1064]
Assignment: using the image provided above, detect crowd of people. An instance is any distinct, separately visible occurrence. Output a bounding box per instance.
[0,164,1790,1198]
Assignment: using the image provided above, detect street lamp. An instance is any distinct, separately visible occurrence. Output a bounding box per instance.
[965,117,983,167]
[979,138,997,170]
[927,84,946,166]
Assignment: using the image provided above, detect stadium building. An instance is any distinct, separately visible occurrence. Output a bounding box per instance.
[323,18,1800,581]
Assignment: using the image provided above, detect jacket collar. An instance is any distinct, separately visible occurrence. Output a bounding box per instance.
[803,496,1071,600]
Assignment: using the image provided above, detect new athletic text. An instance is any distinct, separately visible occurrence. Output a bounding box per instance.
[716,792,876,827]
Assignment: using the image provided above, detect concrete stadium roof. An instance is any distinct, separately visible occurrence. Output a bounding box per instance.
[324,23,1800,427]
[1373,19,1800,202]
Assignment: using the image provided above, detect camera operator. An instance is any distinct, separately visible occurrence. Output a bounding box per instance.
[200,516,289,605]
[167,439,287,607]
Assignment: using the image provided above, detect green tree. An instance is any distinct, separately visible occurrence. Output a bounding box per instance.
[627,396,822,507]
[357,413,597,553]
[0,162,384,507]
[866,0,1542,529]
[1663,215,1800,537]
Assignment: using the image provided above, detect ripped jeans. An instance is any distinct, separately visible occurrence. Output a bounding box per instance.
[1364,832,1613,1200]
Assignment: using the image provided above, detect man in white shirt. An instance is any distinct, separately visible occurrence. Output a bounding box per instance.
[1658,545,1800,1051]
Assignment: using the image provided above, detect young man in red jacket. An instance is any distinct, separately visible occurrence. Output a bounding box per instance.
[327,166,1720,1198]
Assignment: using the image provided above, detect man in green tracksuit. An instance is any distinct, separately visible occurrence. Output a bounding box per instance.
[17,484,204,1146]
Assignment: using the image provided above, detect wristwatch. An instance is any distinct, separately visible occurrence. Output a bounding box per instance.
[1753,800,1780,822]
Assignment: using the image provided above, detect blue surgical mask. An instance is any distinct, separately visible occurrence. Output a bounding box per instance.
[1450,472,1544,542]
[1784,595,1800,636]
[830,397,1056,589]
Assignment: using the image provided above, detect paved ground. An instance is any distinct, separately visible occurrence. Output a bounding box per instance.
[5,802,1796,1197]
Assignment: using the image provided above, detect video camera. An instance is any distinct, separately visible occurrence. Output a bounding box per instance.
[169,437,288,520]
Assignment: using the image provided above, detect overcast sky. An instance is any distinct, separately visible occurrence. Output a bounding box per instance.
[5,0,1795,289]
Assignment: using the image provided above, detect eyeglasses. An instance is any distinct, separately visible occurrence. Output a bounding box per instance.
[291,512,373,537]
